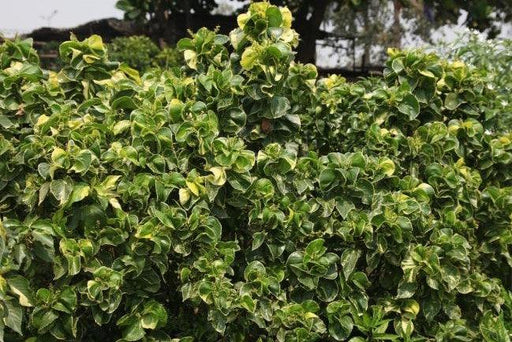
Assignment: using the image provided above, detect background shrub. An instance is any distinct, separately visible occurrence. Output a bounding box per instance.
[108,35,184,72]
[108,35,161,72]
[154,47,184,69]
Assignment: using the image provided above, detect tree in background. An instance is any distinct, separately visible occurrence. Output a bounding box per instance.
[325,0,512,68]
[115,0,512,65]
[115,0,223,45]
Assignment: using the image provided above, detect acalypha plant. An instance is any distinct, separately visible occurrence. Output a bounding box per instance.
[1,2,512,341]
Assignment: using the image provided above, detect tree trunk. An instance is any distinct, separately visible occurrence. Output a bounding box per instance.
[362,1,372,71]
[183,0,191,33]
[391,0,402,48]
[153,0,171,43]
[294,0,330,64]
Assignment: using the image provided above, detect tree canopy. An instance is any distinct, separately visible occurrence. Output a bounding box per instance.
[115,0,512,65]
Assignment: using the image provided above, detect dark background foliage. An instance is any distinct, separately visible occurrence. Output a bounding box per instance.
[115,0,512,64]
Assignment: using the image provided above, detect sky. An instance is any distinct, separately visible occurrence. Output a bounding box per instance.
[1,0,510,39]
[0,0,123,35]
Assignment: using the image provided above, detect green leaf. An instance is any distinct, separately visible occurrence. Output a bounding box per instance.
[317,279,339,302]
[240,295,256,312]
[209,310,227,334]
[207,167,226,186]
[252,232,266,251]
[397,281,417,299]
[113,120,131,135]
[419,69,436,78]
[240,46,259,70]
[378,158,395,176]
[50,180,73,206]
[319,169,336,190]
[179,188,191,205]
[398,94,420,120]
[7,276,33,307]
[244,261,266,281]
[141,301,167,330]
[38,310,59,333]
[169,99,185,121]
[340,249,360,280]
[86,34,105,51]
[350,152,366,168]
[66,255,81,276]
[270,96,290,118]
[253,178,275,199]
[4,300,23,335]
[422,297,441,321]
[305,239,326,257]
[391,58,404,73]
[70,150,92,174]
[445,93,462,110]
[51,148,68,167]
[350,272,370,290]
[413,183,434,202]
[123,322,145,341]
[328,313,353,341]
[266,6,283,27]
[177,38,194,50]
[0,115,14,129]
[112,96,137,111]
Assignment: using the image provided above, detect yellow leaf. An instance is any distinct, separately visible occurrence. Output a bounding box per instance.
[35,114,49,127]
[280,7,293,28]
[208,167,226,186]
[403,299,420,317]
[379,158,395,176]
[241,46,259,70]
[87,35,105,51]
[179,188,191,205]
[109,197,122,210]
[184,50,197,70]
[186,181,200,196]
[237,13,249,29]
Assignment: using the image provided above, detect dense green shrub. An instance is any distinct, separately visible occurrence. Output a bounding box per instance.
[108,35,183,73]
[154,47,184,70]
[109,35,161,72]
[1,2,512,341]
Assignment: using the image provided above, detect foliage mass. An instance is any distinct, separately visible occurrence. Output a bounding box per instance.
[1,2,512,341]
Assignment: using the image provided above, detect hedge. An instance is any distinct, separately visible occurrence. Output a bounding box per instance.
[1,2,512,341]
